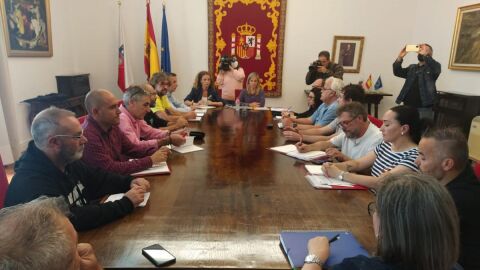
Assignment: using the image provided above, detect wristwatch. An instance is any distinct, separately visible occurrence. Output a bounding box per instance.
[338,171,348,181]
[304,254,324,267]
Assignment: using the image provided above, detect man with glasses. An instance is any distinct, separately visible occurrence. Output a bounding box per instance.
[283,77,342,131]
[150,72,196,124]
[82,89,170,175]
[283,84,368,143]
[5,107,149,231]
[119,85,186,150]
[296,102,382,161]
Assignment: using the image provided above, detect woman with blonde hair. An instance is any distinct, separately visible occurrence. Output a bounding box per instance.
[238,72,265,107]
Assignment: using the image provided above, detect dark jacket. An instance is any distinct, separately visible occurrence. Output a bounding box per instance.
[184,87,222,103]
[393,55,441,107]
[5,141,135,231]
[446,166,480,270]
[305,62,344,85]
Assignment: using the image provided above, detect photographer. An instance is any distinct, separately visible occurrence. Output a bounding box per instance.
[305,51,344,87]
[216,55,245,105]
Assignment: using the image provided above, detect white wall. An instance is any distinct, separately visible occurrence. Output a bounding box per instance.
[1,0,479,161]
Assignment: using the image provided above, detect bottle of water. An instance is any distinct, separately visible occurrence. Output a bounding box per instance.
[235,98,240,110]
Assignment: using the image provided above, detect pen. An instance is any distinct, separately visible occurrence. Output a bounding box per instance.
[329,234,340,244]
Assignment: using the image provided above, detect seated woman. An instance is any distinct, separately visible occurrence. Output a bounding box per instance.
[293,88,322,118]
[184,71,223,107]
[303,173,460,270]
[238,72,265,107]
[321,105,427,189]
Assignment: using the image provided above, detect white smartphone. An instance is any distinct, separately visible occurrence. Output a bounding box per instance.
[406,44,419,52]
[142,244,176,267]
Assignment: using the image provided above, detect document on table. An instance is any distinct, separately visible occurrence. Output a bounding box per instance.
[171,136,203,153]
[196,105,215,109]
[305,175,367,190]
[195,108,207,113]
[196,112,205,117]
[305,164,324,175]
[131,162,170,176]
[269,144,326,161]
[189,116,202,122]
[271,107,289,112]
[105,192,151,207]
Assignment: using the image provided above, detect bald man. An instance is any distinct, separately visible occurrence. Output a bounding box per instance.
[81,89,170,175]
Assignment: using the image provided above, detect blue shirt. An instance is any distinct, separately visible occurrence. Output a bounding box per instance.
[310,101,338,126]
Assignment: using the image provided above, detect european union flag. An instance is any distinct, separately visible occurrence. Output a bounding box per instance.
[160,4,171,73]
[374,76,383,90]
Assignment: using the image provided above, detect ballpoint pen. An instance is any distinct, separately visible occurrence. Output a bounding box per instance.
[329,234,340,244]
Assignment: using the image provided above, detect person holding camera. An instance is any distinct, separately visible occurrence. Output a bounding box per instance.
[393,44,441,120]
[305,51,344,88]
[216,56,245,105]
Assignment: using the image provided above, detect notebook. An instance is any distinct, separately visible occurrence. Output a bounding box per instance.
[270,144,326,161]
[131,162,170,177]
[279,230,369,269]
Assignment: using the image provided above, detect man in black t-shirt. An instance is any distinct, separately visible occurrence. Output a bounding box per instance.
[416,127,480,270]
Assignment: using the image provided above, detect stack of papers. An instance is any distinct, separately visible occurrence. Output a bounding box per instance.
[105,192,151,207]
[269,144,326,161]
[305,164,324,175]
[171,136,203,154]
[131,162,170,177]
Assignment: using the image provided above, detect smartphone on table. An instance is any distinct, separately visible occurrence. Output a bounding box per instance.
[142,244,176,267]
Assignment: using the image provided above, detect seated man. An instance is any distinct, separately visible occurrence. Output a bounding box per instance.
[141,83,188,130]
[150,72,196,123]
[284,83,365,143]
[282,77,342,130]
[416,127,480,270]
[82,89,169,175]
[166,73,193,112]
[5,107,149,231]
[297,102,382,161]
[0,197,102,269]
[119,86,186,150]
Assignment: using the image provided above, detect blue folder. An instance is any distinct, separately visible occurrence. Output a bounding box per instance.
[279,230,369,268]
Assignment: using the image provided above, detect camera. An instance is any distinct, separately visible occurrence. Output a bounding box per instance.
[309,60,322,71]
[219,55,236,71]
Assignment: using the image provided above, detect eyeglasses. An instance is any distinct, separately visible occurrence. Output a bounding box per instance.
[53,130,84,140]
[307,95,314,99]
[368,201,376,216]
[337,118,355,127]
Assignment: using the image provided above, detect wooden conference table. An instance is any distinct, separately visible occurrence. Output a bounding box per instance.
[79,108,376,269]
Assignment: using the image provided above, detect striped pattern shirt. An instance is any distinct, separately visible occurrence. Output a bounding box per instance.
[371,141,419,177]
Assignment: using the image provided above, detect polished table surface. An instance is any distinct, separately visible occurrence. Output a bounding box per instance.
[79,108,375,269]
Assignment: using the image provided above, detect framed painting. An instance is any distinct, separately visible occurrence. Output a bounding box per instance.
[332,36,364,73]
[449,3,480,71]
[0,0,52,57]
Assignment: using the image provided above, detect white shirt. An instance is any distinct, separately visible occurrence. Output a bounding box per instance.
[329,122,383,160]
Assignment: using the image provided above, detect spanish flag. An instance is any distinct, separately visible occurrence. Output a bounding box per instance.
[364,74,373,90]
[144,0,160,80]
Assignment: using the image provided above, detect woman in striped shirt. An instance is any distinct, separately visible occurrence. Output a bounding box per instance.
[321,105,427,189]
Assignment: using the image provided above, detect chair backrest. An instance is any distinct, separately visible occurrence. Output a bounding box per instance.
[367,114,383,128]
[468,116,480,162]
[0,155,9,209]
[78,115,87,124]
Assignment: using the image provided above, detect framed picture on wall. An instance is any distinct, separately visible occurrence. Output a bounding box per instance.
[0,0,53,57]
[332,36,364,73]
[449,3,480,71]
